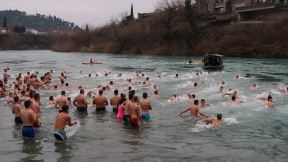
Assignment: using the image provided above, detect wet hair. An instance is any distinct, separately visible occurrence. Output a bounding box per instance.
[176,74,179,77]
[201,99,205,103]
[130,90,135,96]
[143,92,148,99]
[120,93,126,98]
[267,95,272,101]
[133,96,139,102]
[117,97,126,107]
[192,94,196,98]
[78,86,82,89]
[146,77,149,81]
[110,81,113,85]
[61,91,66,95]
[102,87,106,91]
[65,83,69,86]
[154,91,158,94]
[49,96,54,101]
[61,105,69,112]
[54,85,58,89]
[194,82,198,87]
[217,114,222,120]
[128,87,132,90]
[99,90,103,95]
[194,100,199,105]
[88,74,91,77]
[14,96,19,102]
[24,100,32,108]
[128,93,133,100]
[34,93,40,100]
[114,89,119,95]
[232,95,236,101]
[80,89,84,94]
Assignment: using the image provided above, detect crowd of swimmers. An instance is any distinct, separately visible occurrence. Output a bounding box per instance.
[1,66,287,140]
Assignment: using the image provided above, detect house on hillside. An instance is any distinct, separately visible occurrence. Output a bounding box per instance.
[198,0,288,21]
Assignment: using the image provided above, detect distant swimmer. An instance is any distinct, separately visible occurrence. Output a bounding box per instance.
[187,94,195,103]
[235,75,240,80]
[250,83,257,91]
[197,114,223,128]
[169,95,178,102]
[279,87,288,94]
[110,89,121,113]
[48,96,56,106]
[92,90,108,112]
[188,60,193,64]
[200,99,210,108]
[192,82,198,90]
[55,91,69,109]
[175,74,179,78]
[219,86,224,93]
[140,92,152,120]
[73,89,88,112]
[229,95,241,105]
[152,91,161,99]
[20,100,37,138]
[178,100,208,119]
[266,95,274,108]
[54,105,78,140]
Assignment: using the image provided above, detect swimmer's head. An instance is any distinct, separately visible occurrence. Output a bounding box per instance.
[49,96,54,101]
[128,86,132,91]
[14,96,19,102]
[99,90,103,95]
[128,93,133,100]
[176,74,179,77]
[133,96,139,102]
[24,100,32,109]
[120,93,126,98]
[61,105,69,113]
[102,87,106,91]
[61,91,66,96]
[80,89,84,94]
[110,81,113,85]
[34,93,40,100]
[267,95,273,101]
[201,99,205,103]
[154,91,158,94]
[114,89,119,95]
[194,100,199,105]
[192,94,196,98]
[78,86,82,89]
[221,81,225,85]
[65,83,69,86]
[54,85,58,89]
[217,114,222,120]
[143,92,148,99]
[88,74,91,77]
[194,82,197,87]
[68,97,71,102]
[146,77,149,81]
[232,95,236,101]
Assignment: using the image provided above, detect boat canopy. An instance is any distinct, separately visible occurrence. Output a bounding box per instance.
[203,54,224,67]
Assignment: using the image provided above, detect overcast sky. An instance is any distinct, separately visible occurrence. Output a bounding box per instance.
[0,0,159,26]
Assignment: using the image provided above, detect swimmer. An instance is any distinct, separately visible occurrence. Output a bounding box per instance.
[140,92,152,120]
[20,100,37,138]
[250,83,257,91]
[279,87,288,94]
[200,99,210,108]
[152,91,161,99]
[219,86,224,93]
[169,95,178,102]
[54,105,77,140]
[73,89,88,112]
[178,100,208,119]
[188,94,195,103]
[110,89,121,113]
[55,91,69,109]
[229,95,241,105]
[266,95,273,108]
[117,98,126,120]
[12,96,22,124]
[197,114,223,128]
[123,93,133,124]
[235,75,240,80]
[92,90,108,112]
[175,74,179,78]
[48,96,56,106]
[130,96,142,127]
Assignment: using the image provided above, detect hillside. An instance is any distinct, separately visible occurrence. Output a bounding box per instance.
[0,10,80,31]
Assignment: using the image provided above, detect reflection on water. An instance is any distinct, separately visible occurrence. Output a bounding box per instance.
[0,51,287,161]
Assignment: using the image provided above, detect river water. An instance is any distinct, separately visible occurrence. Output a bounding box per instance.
[0,50,287,162]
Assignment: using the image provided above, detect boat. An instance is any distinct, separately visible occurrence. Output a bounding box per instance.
[202,54,224,69]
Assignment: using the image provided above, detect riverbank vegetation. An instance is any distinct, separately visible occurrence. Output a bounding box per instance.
[1,0,288,57]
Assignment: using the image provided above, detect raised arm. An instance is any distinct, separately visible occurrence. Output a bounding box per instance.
[178,107,190,116]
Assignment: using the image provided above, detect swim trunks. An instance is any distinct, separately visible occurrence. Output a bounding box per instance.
[141,114,151,120]
[14,116,22,124]
[130,118,139,127]
[123,115,131,123]
[77,107,87,112]
[96,107,106,112]
[54,130,67,141]
[22,126,35,138]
